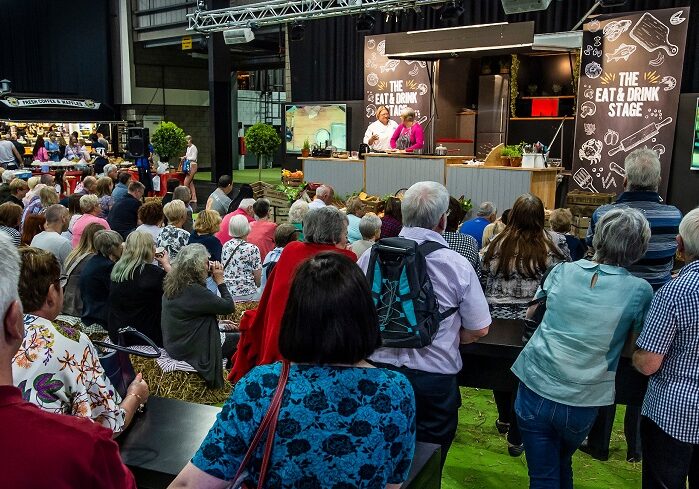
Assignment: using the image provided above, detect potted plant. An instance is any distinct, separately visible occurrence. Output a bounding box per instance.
[500,146,513,166]
[301,138,311,158]
[151,121,187,171]
[245,123,282,181]
[505,144,523,167]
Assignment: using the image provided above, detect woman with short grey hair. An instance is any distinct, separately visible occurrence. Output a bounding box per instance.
[511,207,654,488]
[304,206,349,246]
[288,199,309,239]
[221,214,262,301]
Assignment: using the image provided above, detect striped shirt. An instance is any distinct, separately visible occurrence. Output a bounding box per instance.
[636,260,699,443]
[586,192,682,290]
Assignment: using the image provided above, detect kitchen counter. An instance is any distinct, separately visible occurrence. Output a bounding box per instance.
[299,157,365,197]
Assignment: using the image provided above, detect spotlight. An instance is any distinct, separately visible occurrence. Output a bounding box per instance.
[440,1,464,20]
[356,12,376,32]
[289,21,305,41]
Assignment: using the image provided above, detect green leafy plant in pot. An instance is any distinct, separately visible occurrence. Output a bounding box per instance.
[151,121,187,170]
[245,123,282,181]
[501,144,523,167]
[301,138,311,158]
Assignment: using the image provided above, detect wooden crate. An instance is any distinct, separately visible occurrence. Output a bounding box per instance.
[566,190,615,206]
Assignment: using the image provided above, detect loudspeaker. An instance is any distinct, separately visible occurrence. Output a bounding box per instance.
[500,0,552,14]
[127,127,149,157]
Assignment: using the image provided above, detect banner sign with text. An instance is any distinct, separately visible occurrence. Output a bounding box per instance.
[571,7,689,197]
[363,35,431,127]
[0,96,100,110]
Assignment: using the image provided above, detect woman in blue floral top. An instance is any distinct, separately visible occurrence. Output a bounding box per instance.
[170,252,416,489]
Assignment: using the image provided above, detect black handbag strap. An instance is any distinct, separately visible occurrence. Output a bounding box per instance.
[93,327,161,358]
[223,241,245,270]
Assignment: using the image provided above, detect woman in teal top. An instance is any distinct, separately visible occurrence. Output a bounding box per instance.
[511,208,654,489]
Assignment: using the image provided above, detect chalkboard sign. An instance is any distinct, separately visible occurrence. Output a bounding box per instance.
[571,7,689,197]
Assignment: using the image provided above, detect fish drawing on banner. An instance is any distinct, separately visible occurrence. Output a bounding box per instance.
[367,73,379,86]
[629,12,679,56]
[585,62,603,79]
[377,40,386,56]
[608,118,672,156]
[580,101,597,118]
[603,20,632,41]
[584,123,596,136]
[606,43,637,62]
[609,162,626,177]
[579,139,603,166]
[660,75,676,91]
[380,60,400,73]
[669,10,686,25]
[649,53,665,66]
[408,65,419,76]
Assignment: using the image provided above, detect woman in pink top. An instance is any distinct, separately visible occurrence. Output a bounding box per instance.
[71,194,111,247]
[33,136,49,162]
[390,107,424,152]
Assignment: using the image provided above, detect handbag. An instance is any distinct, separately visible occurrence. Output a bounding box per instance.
[521,264,559,344]
[229,361,290,489]
[93,327,161,398]
[182,158,190,175]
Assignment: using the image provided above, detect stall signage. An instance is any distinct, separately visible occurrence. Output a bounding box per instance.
[571,7,689,197]
[363,35,431,126]
[0,97,101,110]
[182,36,192,50]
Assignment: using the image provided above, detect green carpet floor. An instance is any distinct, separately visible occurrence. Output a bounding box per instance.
[442,388,640,488]
[194,168,281,185]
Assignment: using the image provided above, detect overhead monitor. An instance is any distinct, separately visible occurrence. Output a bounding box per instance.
[285,104,348,154]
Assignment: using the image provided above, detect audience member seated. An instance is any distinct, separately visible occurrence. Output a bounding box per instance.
[30,204,72,272]
[135,201,164,242]
[0,169,15,202]
[345,195,366,243]
[22,185,57,227]
[80,230,123,330]
[633,208,699,488]
[288,199,309,240]
[72,194,111,247]
[550,208,586,261]
[459,201,496,245]
[108,231,171,347]
[481,193,568,457]
[260,223,300,287]
[21,214,46,246]
[350,212,381,258]
[62,193,82,242]
[380,196,403,238]
[247,198,277,261]
[170,252,416,489]
[512,208,653,488]
[230,206,357,382]
[107,180,144,239]
[189,210,223,262]
[156,200,191,260]
[13,247,150,434]
[95,176,114,218]
[62,222,105,317]
[103,163,118,183]
[6,178,29,208]
[173,185,194,232]
[443,196,480,275]
[482,208,511,248]
[0,235,138,488]
[0,201,22,246]
[111,171,131,203]
[161,177,180,209]
[22,176,40,206]
[221,215,262,301]
[162,244,236,389]
[74,174,97,196]
[217,198,255,244]
[205,175,233,216]
[308,184,334,210]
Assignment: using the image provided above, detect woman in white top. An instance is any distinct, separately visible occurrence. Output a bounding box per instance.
[363,105,398,152]
[180,135,198,207]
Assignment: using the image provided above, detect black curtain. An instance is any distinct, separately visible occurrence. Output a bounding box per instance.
[290,0,697,101]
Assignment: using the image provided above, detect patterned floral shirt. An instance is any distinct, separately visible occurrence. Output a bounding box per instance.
[11,314,125,433]
[192,363,416,488]
[156,225,191,261]
[221,238,261,298]
[98,195,113,218]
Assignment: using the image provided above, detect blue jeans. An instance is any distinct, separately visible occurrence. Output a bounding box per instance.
[515,383,599,489]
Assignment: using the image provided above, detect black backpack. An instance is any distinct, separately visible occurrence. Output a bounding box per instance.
[365,237,458,348]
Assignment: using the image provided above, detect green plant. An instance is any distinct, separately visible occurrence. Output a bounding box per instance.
[245,123,282,181]
[458,197,473,214]
[302,138,311,151]
[501,144,522,158]
[151,121,187,163]
[275,183,305,203]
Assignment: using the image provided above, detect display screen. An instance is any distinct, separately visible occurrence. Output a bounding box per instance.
[285,104,347,154]
[693,97,699,170]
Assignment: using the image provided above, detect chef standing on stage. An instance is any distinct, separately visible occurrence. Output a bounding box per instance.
[363,106,398,152]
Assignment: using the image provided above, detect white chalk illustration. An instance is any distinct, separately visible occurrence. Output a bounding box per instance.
[367,73,379,87]
[603,20,632,42]
[367,93,374,103]
[588,20,601,33]
[408,65,419,77]
[609,161,626,177]
[630,13,679,56]
[604,129,620,146]
[416,115,428,125]
[380,60,400,73]
[584,88,595,99]
[670,10,686,25]
[365,104,376,118]
[367,39,376,50]
[417,83,428,96]
[580,101,597,118]
[585,62,603,79]
[594,36,602,47]
[660,75,676,91]
[573,168,599,193]
[608,118,672,156]
[579,139,603,166]
[404,60,427,68]
[377,40,386,56]
[584,123,596,136]
[584,45,602,57]
[652,144,665,156]
[606,43,637,62]
[649,53,665,66]
[603,174,617,189]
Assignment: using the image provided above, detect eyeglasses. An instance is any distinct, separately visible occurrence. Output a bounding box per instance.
[445,209,451,217]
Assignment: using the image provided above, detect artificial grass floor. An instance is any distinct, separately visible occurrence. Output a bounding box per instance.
[194,168,281,185]
[442,388,641,488]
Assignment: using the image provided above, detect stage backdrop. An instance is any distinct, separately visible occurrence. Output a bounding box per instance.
[571,7,689,197]
[363,35,432,130]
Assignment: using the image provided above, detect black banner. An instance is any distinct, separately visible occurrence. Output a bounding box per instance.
[572,7,689,197]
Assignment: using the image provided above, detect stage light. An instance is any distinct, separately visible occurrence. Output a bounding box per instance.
[356,12,376,32]
[289,21,305,41]
[440,1,464,20]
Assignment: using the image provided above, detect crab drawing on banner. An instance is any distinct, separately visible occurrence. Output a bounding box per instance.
[579,139,603,166]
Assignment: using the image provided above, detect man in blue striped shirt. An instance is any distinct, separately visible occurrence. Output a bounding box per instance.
[582,148,682,462]
[634,208,699,488]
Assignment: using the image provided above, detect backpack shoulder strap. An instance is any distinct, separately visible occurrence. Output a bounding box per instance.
[417,240,447,257]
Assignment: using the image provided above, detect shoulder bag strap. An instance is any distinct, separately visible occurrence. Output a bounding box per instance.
[223,242,245,270]
[64,252,90,282]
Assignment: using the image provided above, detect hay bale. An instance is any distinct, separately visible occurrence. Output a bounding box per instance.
[218,301,259,323]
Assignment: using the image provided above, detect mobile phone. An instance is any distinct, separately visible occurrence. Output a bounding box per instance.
[155,247,165,258]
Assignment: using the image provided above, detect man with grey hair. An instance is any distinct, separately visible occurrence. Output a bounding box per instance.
[459,200,496,245]
[30,204,72,271]
[357,181,491,467]
[634,207,699,487]
[308,184,334,210]
[102,163,118,183]
[0,233,137,487]
[583,147,683,462]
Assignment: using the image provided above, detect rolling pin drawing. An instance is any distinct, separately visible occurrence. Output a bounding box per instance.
[607,118,672,156]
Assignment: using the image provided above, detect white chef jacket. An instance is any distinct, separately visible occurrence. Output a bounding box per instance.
[363,119,398,152]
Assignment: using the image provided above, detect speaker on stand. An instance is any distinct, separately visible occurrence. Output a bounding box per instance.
[127,127,149,158]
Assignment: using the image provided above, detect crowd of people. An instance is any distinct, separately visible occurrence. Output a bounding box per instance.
[0,147,696,488]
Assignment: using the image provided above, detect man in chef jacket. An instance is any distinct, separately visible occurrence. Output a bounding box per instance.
[363,106,398,152]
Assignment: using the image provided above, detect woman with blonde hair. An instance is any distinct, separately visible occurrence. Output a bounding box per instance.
[156,200,191,260]
[71,194,110,247]
[22,185,57,227]
[188,209,222,261]
[108,230,171,346]
[95,176,114,218]
[389,107,424,152]
[62,222,106,317]
[344,196,366,243]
